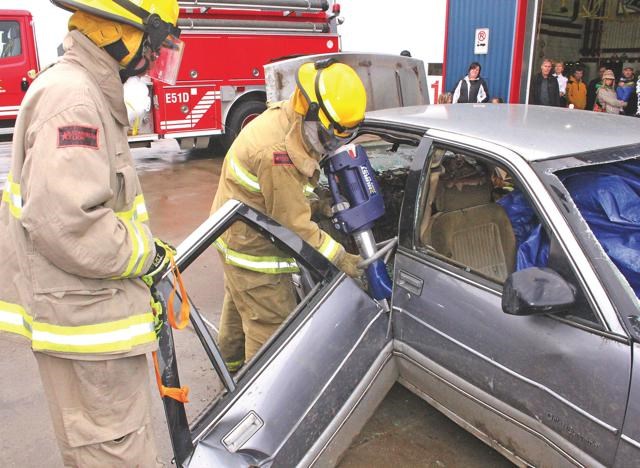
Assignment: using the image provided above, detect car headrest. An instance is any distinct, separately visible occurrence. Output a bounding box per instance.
[435,155,492,211]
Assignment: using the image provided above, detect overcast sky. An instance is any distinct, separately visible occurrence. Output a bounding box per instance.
[4,0,445,68]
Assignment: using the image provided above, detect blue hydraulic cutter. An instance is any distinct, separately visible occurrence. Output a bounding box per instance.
[323,144,392,301]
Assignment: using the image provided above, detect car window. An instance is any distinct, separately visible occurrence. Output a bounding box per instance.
[314,135,417,251]
[0,21,22,59]
[556,158,640,301]
[415,144,602,327]
[158,211,334,434]
[186,217,325,377]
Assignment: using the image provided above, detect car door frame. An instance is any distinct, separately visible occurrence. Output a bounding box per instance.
[391,129,632,466]
[157,200,395,467]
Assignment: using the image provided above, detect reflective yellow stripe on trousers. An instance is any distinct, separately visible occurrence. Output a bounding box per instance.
[116,194,153,278]
[2,172,22,219]
[0,300,156,354]
[214,238,299,274]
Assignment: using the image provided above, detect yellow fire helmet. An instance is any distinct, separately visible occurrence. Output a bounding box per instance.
[68,11,145,67]
[295,59,367,138]
[51,0,183,84]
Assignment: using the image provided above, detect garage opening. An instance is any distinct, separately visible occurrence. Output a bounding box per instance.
[533,0,640,111]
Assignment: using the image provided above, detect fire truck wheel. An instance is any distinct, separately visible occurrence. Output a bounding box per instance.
[225,99,267,145]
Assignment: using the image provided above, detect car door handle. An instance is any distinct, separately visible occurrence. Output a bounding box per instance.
[222,411,264,452]
[396,270,424,295]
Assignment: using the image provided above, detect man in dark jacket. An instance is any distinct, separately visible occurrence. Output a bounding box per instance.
[529,58,560,106]
[587,66,606,111]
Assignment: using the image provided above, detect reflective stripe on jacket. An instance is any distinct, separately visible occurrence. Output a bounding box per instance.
[214,238,299,274]
[0,31,157,358]
[0,300,155,354]
[210,98,345,271]
[227,151,315,197]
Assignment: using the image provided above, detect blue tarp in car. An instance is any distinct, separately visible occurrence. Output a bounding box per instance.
[498,159,640,297]
[497,191,549,271]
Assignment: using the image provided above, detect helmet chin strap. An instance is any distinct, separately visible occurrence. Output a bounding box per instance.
[118,41,150,83]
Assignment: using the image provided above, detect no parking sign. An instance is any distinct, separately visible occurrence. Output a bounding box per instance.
[474,28,489,54]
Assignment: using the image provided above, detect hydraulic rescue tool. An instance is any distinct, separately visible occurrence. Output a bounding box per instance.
[323,143,393,301]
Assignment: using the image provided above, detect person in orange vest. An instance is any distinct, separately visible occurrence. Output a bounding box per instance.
[211,60,367,372]
[0,0,183,465]
[566,66,588,110]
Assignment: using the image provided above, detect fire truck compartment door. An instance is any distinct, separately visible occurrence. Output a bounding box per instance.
[264,52,430,110]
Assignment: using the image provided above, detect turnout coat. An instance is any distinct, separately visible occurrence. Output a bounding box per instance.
[0,31,158,359]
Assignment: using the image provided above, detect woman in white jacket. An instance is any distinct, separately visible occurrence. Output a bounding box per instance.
[452,62,490,103]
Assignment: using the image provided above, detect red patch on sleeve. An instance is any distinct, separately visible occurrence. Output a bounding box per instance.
[57,125,99,149]
[273,151,293,166]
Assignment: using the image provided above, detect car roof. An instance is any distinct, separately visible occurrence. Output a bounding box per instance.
[364,104,640,161]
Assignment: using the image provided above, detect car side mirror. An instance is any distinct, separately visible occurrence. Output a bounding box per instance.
[502,267,576,316]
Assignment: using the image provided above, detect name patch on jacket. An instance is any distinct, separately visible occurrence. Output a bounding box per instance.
[273,152,293,166]
[57,125,99,149]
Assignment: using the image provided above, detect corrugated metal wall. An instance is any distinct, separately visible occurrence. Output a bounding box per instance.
[601,20,640,50]
[445,0,517,102]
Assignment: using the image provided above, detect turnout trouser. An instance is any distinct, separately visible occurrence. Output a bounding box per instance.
[218,264,296,370]
[34,352,161,468]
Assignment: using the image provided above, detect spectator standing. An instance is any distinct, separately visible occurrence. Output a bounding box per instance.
[596,69,627,114]
[587,66,606,111]
[618,67,637,116]
[529,58,560,106]
[554,61,568,106]
[566,67,587,109]
[452,62,490,103]
[437,92,453,104]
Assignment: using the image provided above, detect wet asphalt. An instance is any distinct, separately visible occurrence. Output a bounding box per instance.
[0,140,511,467]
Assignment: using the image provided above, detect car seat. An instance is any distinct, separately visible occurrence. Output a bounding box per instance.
[422,156,516,282]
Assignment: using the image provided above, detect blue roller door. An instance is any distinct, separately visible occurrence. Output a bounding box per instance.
[445,0,517,102]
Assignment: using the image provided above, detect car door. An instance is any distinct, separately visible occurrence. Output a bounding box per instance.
[391,135,631,467]
[156,200,394,467]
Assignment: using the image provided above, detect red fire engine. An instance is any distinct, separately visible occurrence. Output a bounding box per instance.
[0,1,340,148]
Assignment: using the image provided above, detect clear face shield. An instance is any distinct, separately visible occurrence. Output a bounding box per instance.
[135,14,184,85]
[145,33,184,85]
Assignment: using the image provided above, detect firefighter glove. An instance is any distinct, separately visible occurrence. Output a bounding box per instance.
[310,191,334,217]
[336,252,364,279]
[150,291,164,338]
[143,238,176,287]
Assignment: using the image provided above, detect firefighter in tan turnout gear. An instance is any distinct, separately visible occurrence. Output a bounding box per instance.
[0,0,184,465]
[211,59,367,372]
